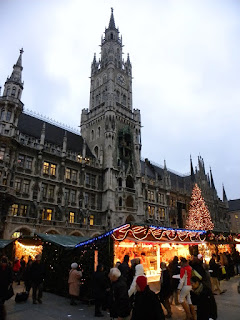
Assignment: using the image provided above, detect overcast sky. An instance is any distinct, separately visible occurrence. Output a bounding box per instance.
[0,0,239,200]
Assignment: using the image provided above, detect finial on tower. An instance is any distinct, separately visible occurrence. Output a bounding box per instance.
[108,7,116,29]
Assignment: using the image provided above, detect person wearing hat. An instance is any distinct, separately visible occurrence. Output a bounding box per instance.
[131,275,165,320]
[68,262,82,305]
[31,254,45,304]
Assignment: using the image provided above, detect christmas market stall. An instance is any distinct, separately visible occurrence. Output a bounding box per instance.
[110,224,206,282]
[14,236,43,262]
[36,233,90,297]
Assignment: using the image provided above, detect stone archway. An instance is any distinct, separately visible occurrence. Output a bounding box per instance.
[69,231,85,237]
[44,229,60,235]
[125,215,135,224]
[10,226,32,239]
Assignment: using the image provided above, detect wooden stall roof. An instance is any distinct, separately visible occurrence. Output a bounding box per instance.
[0,239,14,249]
[112,224,206,244]
[37,234,90,249]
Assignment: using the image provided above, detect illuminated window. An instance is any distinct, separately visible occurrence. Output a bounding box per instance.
[50,164,56,176]
[42,208,52,220]
[0,146,6,160]
[158,207,165,220]
[15,178,21,192]
[69,212,75,223]
[22,180,30,193]
[43,162,49,174]
[11,204,19,216]
[89,215,94,226]
[65,168,71,180]
[148,206,154,217]
[19,205,27,217]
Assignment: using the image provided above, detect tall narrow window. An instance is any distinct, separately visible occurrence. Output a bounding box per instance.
[48,185,54,199]
[11,87,16,97]
[22,180,30,193]
[18,154,25,167]
[50,164,56,176]
[43,162,49,174]
[6,111,11,121]
[15,178,21,192]
[11,204,19,216]
[65,168,71,180]
[42,183,47,198]
[70,190,76,203]
[25,157,33,170]
[0,147,6,160]
[69,212,75,224]
[19,205,27,217]
[72,170,77,182]
[89,215,94,226]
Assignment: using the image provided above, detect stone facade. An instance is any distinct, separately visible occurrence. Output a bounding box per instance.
[0,10,229,239]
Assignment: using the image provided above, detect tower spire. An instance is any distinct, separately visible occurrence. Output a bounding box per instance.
[109,7,116,29]
[190,155,195,182]
[3,49,24,100]
[210,167,215,190]
[222,184,228,202]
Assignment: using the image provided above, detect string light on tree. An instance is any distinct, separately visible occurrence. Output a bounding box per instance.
[185,183,214,231]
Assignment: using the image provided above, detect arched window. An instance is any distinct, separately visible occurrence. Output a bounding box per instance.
[111,33,113,40]
[91,130,94,141]
[126,196,134,208]
[11,87,16,97]
[98,127,101,138]
[126,175,134,189]
[123,94,126,105]
[17,89,21,99]
[119,197,122,207]
[94,146,99,158]
[6,87,10,96]
[118,178,122,187]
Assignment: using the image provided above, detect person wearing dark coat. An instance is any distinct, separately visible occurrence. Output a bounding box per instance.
[132,275,165,320]
[168,256,180,305]
[0,257,12,320]
[30,254,45,304]
[159,262,172,318]
[118,255,131,288]
[209,254,223,295]
[190,276,217,320]
[93,264,108,317]
[109,268,131,320]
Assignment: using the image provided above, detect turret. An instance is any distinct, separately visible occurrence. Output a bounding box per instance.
[3,49,24,100]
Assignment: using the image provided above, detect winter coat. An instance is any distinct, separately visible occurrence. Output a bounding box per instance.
[209,259,220,278]
[132,285,165,320]
[128,264,145,297]
[0,264,12,300]
[118,261,131,287]
[159,268,172,300]
[110,276,131,318]
[30,261,45,285]
[68,269,82,297]
[13,260,21,272]
[178,265,192,289]
[93,270,108,300]
[191,284,217,320]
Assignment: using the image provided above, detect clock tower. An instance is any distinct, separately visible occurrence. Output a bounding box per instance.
[81,9,143,227]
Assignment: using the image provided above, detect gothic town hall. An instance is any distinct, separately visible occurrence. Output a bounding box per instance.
[0,10,229,239]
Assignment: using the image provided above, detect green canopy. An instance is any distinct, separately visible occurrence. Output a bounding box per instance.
[0,239,14,249]
[37,233,90,249]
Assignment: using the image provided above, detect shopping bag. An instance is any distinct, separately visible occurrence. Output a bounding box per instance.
[5,284,14,301]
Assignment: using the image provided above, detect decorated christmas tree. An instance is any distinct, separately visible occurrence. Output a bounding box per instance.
[185,183,214,231]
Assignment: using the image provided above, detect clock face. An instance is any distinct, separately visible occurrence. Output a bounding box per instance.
[117,74,125,85]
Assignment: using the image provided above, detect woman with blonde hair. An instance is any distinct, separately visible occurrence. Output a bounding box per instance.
[68,263,82,305]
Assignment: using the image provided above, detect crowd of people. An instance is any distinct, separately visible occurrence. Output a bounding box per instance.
[0,250,240,320]
[0,254,45,319]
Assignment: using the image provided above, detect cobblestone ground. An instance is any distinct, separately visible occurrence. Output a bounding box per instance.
[5,276,240,320]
